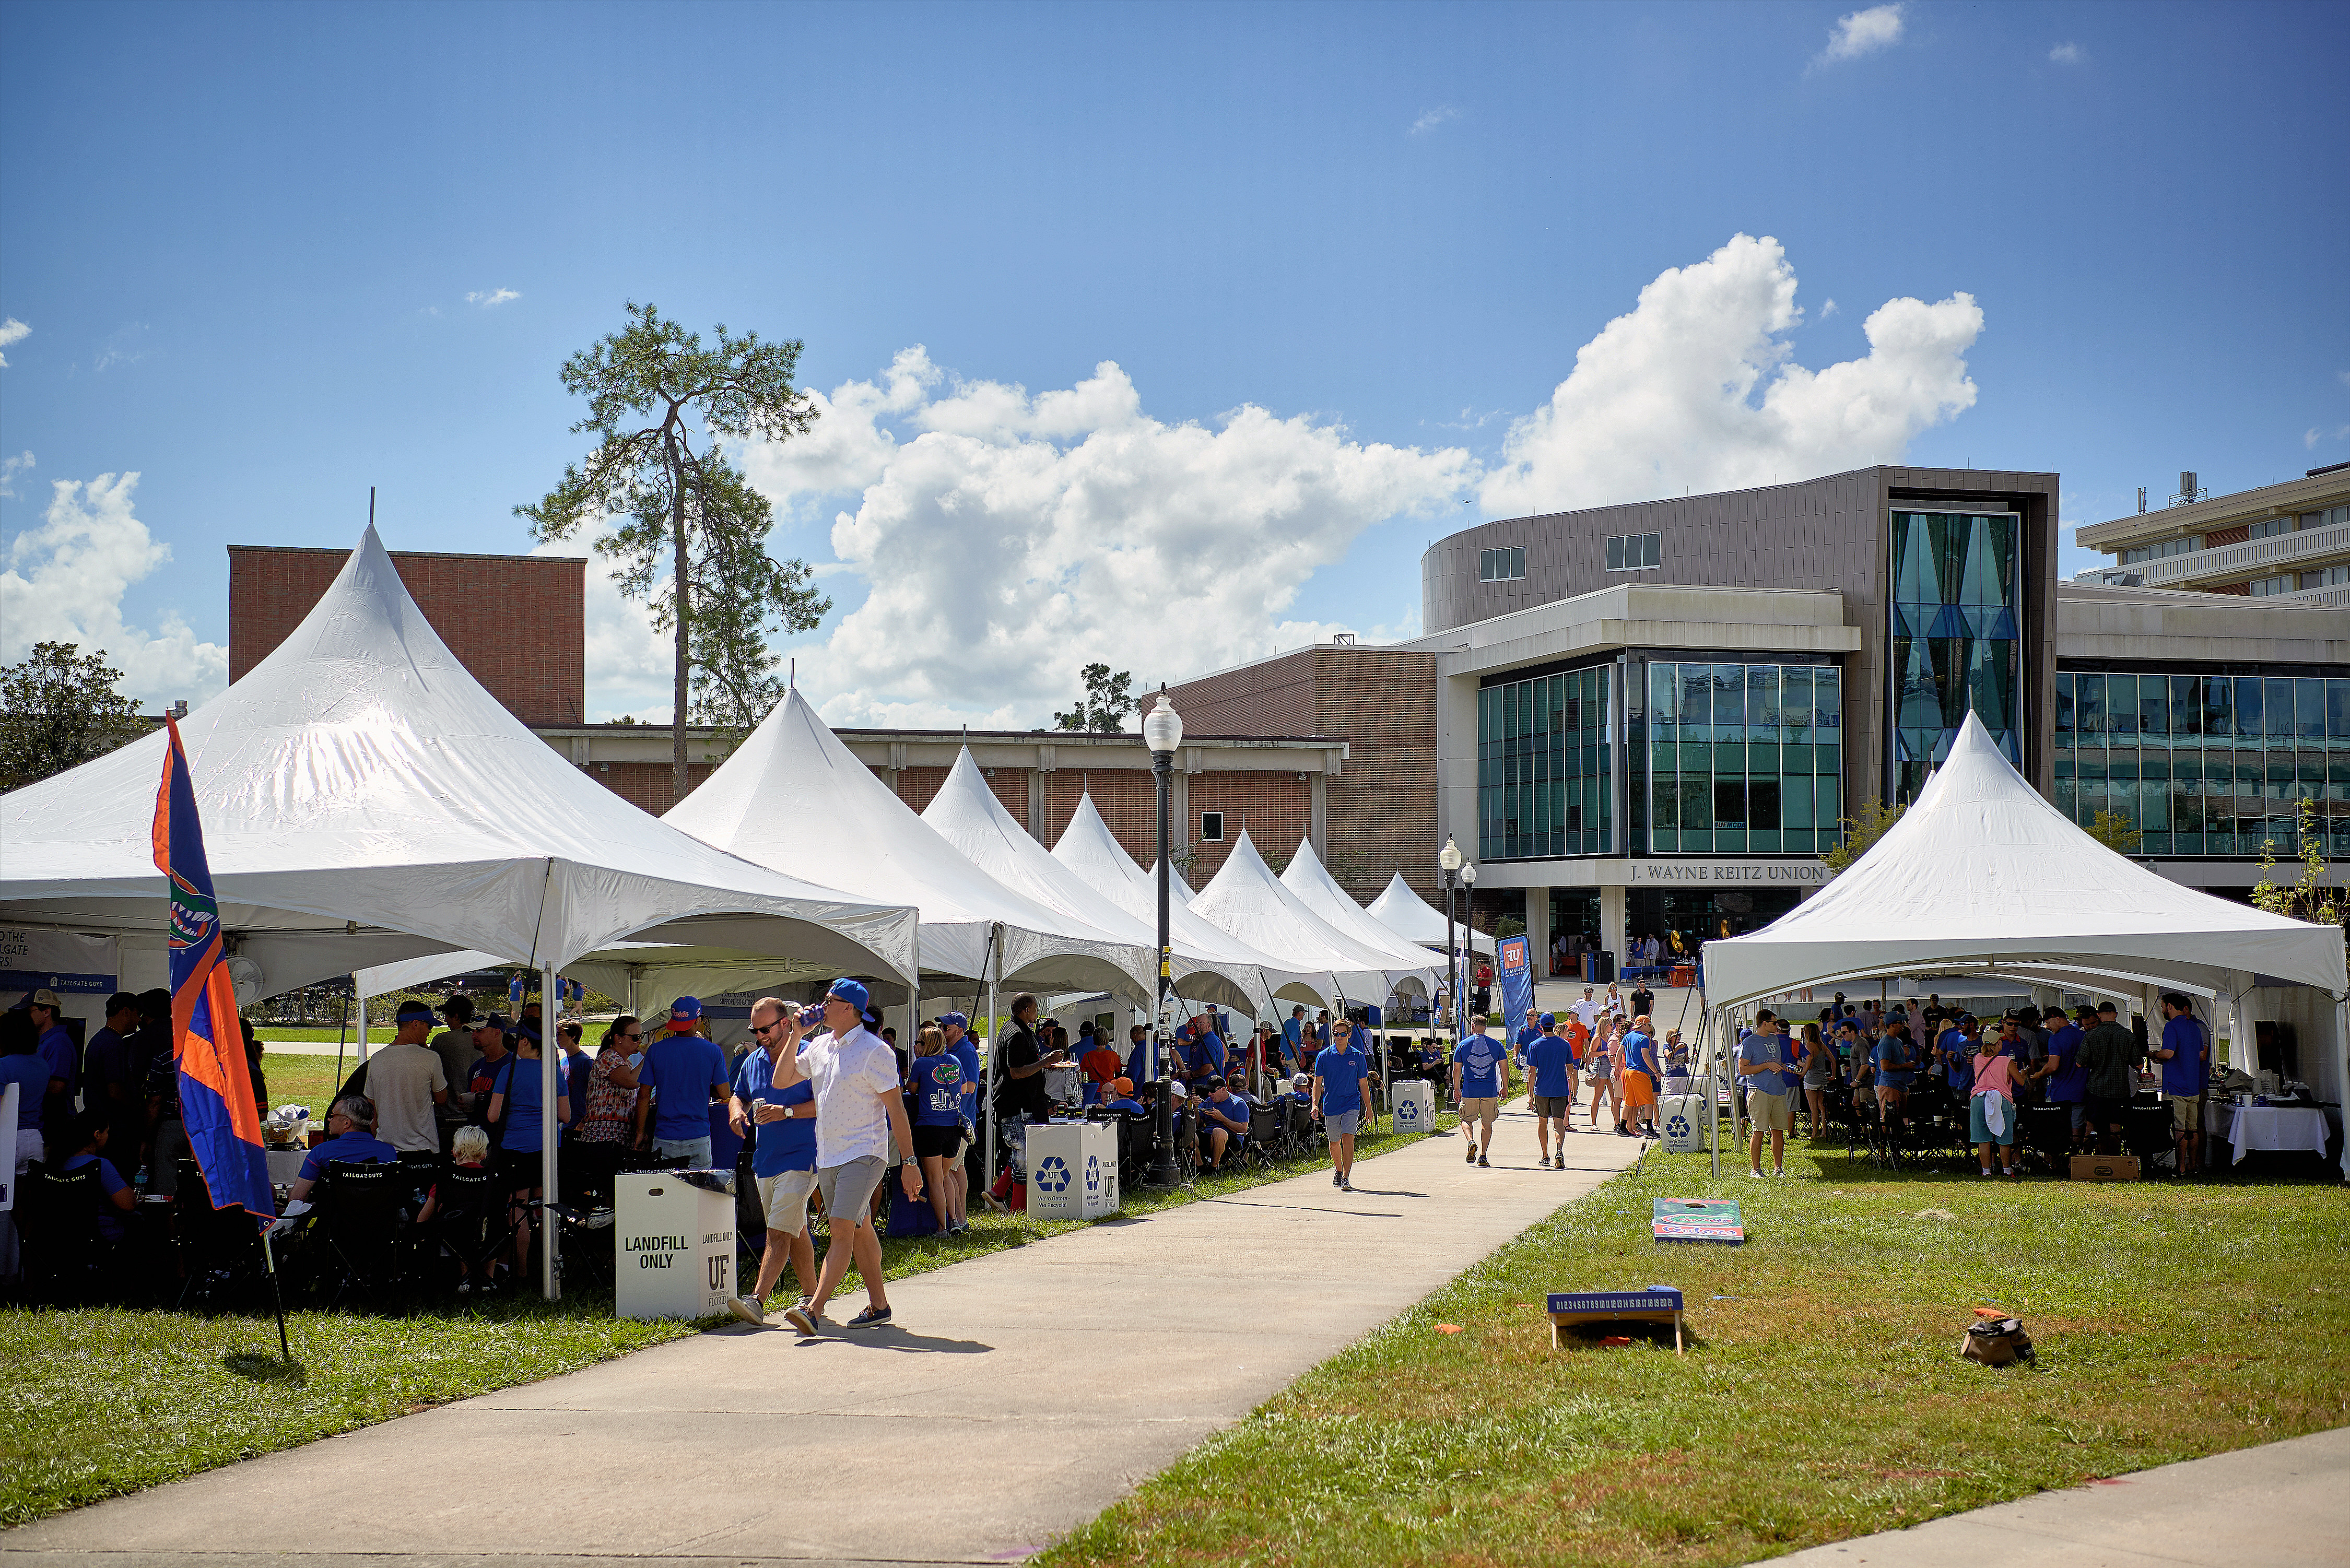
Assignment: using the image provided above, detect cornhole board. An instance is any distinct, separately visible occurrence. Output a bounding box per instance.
[1546,1287,1685,1353]
[1653,1197,1744,1243]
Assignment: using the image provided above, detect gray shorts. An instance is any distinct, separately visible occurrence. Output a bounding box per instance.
[816,1156,886,1230]
[756,1169,817,1236]
[1325,1108,1361,1138]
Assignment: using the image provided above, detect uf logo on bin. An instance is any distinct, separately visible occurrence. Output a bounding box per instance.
[1084,1153,1101,1194]
[1035,1156,1072,1194]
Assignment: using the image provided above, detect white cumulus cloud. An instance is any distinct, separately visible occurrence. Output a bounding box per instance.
[1410,106,1461,136]
[2048,42,2086,65]
[0,471,229,711]
[1478,232,1980,519]
[530,532,675,724]
[465,288,521,308]
[0,452,32,498]
[738,353,1472,728]
[1815,3,1905,67]
[0,317,28,367]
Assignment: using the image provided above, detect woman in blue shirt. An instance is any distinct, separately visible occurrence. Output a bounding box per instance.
[905,1028,965,1235]
[486,1025,569,1277]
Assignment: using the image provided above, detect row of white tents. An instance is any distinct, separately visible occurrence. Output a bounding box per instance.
[3,526,1463,1040]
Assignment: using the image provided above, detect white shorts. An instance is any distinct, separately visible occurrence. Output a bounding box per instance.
[755,1169,816,1236]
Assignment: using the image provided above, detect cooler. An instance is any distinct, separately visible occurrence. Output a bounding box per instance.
[614,1171,735,1321]
[1391,1078,1436,1133]
[1656,1093,1707,1153]
[1024,1119,1119,1221]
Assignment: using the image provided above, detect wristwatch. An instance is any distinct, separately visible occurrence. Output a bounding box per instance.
[902,1155,918,1168]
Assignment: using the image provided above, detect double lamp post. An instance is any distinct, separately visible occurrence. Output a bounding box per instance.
[1145,685,1185,1186]
[1438,835,1475,1040]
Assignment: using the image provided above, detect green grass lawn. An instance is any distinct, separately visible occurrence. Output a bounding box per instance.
[1045,1142,2350,1568]
[2,1105,1450,1527]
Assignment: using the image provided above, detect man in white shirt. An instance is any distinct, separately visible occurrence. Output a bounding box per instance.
[783,979,923,1336]
[1569,987,1603,1034]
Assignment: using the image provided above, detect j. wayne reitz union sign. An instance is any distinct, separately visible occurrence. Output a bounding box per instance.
[1627,860,1829,886]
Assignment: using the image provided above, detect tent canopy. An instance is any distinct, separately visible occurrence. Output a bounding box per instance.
[1280,842,1455,976]
[1703,714,2348,1008]
[1048,792,1334,1012]
[664,687,1144,998]
[1,526,918,998]
[1189,830,1430,1007]
[1366,871,1496,956]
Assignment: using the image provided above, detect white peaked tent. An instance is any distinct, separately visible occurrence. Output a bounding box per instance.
[1049,792,1335,1012]
[664,687,1147,1000]
[922,752,1267,1011]
[0,526,919,997]
[1281,841,1454,979]
[1367,871,1496,957]
[1189,830,1429,1008]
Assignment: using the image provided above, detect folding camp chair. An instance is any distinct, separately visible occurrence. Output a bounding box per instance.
[18,1161,109,1305]
[425,1161,512,1294]
[310,1160,413,1307]
[173,1158,266,1312]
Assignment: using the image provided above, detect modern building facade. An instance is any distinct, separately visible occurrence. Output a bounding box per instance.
[2074,461,2350,604]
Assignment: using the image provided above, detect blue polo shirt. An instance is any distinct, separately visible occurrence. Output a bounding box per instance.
[1513,1022,1543,1066]
[1314,1044,1369,1115]
[1281,1018,1304,1058]
[2045,1024,2087,1103]
[733,1046,817,1176]
[1525,1034,1576,1099]
[1871,1036,1916,1089]
[2159,1015,2208,1098]
[0,1052,48,1129]
[1202,1091,1251,1135]
[640,1032,729,1141]
[1184,1033,1226,1077]
[297,1128,399,1183]
[62,1152,131,1241]
[1453,1033,1507,1098]
[487,1053,554,1153]
[1937,1028,1970,1091]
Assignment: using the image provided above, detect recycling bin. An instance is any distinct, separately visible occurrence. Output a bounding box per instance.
[1024,1118,1119,1221]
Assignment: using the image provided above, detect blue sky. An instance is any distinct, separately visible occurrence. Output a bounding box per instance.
[3,0,2344,722]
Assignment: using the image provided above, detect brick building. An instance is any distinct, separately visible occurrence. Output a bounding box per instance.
[228,545,585,726]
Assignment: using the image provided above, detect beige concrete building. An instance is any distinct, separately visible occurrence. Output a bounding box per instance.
[2075,461,2350,604]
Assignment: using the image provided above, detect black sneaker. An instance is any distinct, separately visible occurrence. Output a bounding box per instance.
[1331,1169,1342,1187]
[1465,1145,1477,1164]
[1476,1154,1489,1168]
[845,1304,893,1329]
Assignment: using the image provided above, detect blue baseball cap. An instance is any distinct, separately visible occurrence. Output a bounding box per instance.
[667,995,702,1033]
[1538,1012,1557,1028]
[826,977,871,1014]
[509,1019,542,1044]
[938,1010,969,1030]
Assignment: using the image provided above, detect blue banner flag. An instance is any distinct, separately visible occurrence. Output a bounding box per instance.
[152,716,275,1227]
[1497,934,1534,1045]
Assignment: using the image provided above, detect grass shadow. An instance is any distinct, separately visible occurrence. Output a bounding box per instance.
[221,1351,307,1385]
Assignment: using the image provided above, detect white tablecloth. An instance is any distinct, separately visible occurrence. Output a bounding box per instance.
[266,1146,309,1184]
[2214,1103,2332,1163]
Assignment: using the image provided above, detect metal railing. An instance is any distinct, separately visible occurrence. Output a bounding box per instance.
[2137,520,2350,585]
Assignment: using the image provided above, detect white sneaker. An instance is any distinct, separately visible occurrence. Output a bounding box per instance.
[726,1295,765,1325]
[1748,1168,1765,1180]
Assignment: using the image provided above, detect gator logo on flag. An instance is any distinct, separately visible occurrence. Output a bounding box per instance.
[167,874,219,951]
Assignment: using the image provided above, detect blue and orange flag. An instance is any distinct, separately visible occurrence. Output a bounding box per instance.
[154,715,274,1226]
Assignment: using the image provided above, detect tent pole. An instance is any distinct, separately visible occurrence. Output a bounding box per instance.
[983,927,1000,1206]
[356,988,368,1064]
[542,959,559,1302]
[1703,1003,1719,1181]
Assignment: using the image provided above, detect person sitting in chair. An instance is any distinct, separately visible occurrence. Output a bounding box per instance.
[288,1094,400,1202]
[1198,1077,1251,1170]
[1100,1077,1148,1116]
[56,1109,136,1247]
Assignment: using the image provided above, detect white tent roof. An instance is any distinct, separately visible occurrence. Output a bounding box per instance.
[1189,829,1430,1007]
[1366,871,1496,956]
[1,526,918,998]
[664,687,1145,998]
[1048,792,1335,1011]
[1703,714,2348,1008]
[1282,842,1460,974]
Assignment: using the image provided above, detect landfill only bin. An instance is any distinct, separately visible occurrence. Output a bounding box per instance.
[1391,1078,1437,1134]
[1025,1119,1119,1221]
[1656,1093,1708,1154]
[614,1172,735,1321]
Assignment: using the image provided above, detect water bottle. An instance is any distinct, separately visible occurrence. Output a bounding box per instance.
[135,1164,149,1188]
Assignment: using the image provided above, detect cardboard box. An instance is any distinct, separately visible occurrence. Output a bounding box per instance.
[2071,1154,2140,1182]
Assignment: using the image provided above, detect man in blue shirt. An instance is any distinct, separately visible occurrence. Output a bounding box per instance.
[1870,1022,1917,1116]
[1198,1077,1251,1171]
[1312,1017,1373,1193]
[1937,1015,1974,1095]
[1183,1017,1226,1079]
[1280,1007,1308,1075]
[726,996,819,1323]
[2043,1008,2089,1145]
[1524,1023,1576,1169]
[637,996,730,1165]
[1450,1023,1509,1167]
[1514,1011,1548,1072]
[1737,1010,1801,1177]
[1124,1023,1158,1092]
[288,1094,400,1201]
[1619,1017,1661,1139]
[79,992,142,1167]
[26,988,78,1147]
[2152,993,2210,1175]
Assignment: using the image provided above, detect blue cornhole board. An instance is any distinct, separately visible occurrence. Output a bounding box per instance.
[1545,1286,1685,1353]
[1653,1197,1745,1244]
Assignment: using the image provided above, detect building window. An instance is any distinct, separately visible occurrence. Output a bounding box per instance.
[2300,505,2349,530]
[2249,575,2295,596]
[1479,547,1526,582]
[1198,811,1225,842]
[2120,535,2202,564]
[1607,533,1663,571]
[1640,661,1841,856]
[2305,564,2349,589]
[1889,510,2025,806]
[2055,670,2350,859]
[1477,664,1612,860]
[2247,516,2298,541]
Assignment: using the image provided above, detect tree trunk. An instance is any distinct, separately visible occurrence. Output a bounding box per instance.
[671,441,691,805]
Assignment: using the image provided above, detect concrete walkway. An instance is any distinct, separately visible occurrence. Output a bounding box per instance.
[1767,1425,2350,1567]
[4,1102,1648,1567]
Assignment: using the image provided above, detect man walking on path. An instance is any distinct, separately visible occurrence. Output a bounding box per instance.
[1451,1020,1508,1167]
[2152,993,2210,1176]
[1619,1015,1661,1139]
[1312,1015,1373,1192]
[726,997,817,1326]
[2077,1001,2142,1156]
[1524,1019,1575,1168]
[1738,1010,1799,1177]
[784,980,923,1336]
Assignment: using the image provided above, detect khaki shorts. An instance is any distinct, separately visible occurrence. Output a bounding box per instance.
[1459,1095,1499,1126]
[2168,1095,2202,1131]
[755,1169,816,1236]
[1749,1090,1794,1133]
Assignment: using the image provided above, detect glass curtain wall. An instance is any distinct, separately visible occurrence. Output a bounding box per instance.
[1476,665,1613,860]
[1641,662,1843,855]
[1890,510,2023,805]
[2054,671,2350,855]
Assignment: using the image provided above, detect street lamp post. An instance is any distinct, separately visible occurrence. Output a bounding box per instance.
[1462,861,1478,1023]
[1144,686,1184,1186]
[1438,837,1463,1040]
